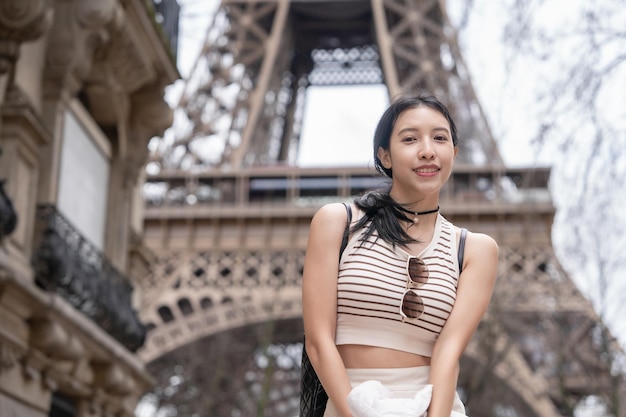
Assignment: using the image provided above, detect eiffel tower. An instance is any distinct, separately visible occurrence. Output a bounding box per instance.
[137,1,623,416]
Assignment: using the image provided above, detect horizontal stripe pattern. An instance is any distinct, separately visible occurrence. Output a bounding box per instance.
[336,215,459,355]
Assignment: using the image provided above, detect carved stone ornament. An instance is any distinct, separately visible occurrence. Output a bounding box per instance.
[0,0,53,73]
[43,0,125,97]
[29,316,85,361]
[21,351,46,382]
[76,0,124,32]
[111,82,174,187]
[92,362,136,395]
[105,26,156,94]
[42,370,58,390]
[131,84,174,138]
[0,339,24,373]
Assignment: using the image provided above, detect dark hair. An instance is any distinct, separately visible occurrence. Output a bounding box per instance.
[353,93,459,247]
[373,93,458,178]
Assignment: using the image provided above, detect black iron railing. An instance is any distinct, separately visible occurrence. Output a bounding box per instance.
[0,179,18,239]
[32,205,146,352]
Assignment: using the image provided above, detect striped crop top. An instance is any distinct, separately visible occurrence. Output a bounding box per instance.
[335,213,460,357]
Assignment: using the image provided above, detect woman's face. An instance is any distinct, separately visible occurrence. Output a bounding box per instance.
[377,105,458,200]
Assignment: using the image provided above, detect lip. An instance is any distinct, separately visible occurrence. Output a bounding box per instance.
[413,165,440,176]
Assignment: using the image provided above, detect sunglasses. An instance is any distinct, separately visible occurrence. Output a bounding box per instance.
[400,256,429,321]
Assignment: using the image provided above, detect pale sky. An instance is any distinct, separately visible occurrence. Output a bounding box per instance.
[297,85,387,167]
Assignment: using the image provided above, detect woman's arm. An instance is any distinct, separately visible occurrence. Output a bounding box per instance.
[302,203,354,417]
[428,231,499,417]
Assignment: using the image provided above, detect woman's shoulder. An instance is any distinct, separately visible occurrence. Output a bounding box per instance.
[467,231,498,251]
[460,229,499,262]
[450,222,498,256]
[314,201,349,217]
[307,203,354,250]
[311,202,351,227]
[449,225,498,282]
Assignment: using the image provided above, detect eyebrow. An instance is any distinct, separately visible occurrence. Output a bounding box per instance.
[397,126,451,135]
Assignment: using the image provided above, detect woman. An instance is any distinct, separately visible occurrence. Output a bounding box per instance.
[302,93,499,417]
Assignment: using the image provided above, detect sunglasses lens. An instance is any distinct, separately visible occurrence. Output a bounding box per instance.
[407,258,428,285]
[401,291,424,319]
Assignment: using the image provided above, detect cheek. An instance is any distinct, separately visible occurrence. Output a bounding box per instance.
[444,146,457,163]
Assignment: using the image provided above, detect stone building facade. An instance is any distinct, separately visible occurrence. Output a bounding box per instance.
[0,0,178,416]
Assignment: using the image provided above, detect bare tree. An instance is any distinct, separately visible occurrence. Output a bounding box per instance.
[451,0,626,415]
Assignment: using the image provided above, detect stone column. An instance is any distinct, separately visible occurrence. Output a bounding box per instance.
[0,0,53,279]
[104,82,173,274]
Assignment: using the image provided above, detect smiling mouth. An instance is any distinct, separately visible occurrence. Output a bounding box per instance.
[414,167,439,173]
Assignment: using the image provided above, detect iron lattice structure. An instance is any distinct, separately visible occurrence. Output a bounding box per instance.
[149,0,501,171]
[138,1,625,416]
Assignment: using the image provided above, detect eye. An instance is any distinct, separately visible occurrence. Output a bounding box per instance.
[434,135,448,142]
[402,136,416,143]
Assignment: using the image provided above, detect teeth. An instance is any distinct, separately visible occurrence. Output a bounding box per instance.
[416,168,438,173]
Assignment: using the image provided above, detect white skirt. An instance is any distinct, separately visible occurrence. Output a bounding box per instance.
[323,366,466,417]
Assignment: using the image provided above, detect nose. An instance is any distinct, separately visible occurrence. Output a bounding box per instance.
[418,139,435,159]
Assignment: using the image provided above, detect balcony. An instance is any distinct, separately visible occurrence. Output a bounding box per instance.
[32,205,146,352]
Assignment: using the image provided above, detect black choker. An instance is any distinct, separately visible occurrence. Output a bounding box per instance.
[397,205,439,224]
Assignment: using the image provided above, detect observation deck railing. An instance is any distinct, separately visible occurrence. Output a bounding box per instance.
[144,165,554,218]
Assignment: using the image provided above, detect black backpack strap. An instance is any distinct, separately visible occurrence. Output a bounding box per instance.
[340,202,352,256]
[458,228,467,274]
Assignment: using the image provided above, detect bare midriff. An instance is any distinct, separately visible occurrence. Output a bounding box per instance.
[337,344,431,368]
